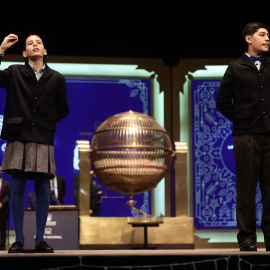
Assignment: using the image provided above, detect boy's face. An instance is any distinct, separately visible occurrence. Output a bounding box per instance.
[246,28,269,55]
[22,35,47,60]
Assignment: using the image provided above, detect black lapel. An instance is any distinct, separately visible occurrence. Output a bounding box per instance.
[260,54,270,70]
[239,53,255,67]
[23,62,37,82]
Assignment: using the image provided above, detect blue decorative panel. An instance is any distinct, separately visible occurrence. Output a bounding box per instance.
[191,79,262,229]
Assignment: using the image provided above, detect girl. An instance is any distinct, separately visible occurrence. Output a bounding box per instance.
[0,33,69,253]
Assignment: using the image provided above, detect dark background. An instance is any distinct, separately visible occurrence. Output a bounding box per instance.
[1,8,270,66]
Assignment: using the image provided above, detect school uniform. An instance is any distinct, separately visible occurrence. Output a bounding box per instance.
[0,55,69,250]
[216,53,270,249]
[0,57,69,179]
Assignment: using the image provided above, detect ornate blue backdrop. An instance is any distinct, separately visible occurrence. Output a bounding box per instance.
[192,79,263,229]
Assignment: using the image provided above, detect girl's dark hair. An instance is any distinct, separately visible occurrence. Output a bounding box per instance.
[243,22,269,42]
[23,34,48,63]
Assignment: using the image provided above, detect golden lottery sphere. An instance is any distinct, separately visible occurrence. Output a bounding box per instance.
[90,110,173,195]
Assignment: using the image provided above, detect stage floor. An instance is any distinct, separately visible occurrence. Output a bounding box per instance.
[0,248,269,256]
[1,249,270,269]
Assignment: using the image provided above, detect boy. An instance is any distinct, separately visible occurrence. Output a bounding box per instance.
[216,22,270,251]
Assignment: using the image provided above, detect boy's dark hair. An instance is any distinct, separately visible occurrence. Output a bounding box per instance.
[23,34,48,63]
[243,22,269,43]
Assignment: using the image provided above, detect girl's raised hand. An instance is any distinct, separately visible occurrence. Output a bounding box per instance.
[0,33,19,53]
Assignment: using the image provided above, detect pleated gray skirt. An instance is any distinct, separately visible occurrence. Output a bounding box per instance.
[1,141,56,179]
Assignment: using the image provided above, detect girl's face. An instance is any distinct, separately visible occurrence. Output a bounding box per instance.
[22,35,47,60]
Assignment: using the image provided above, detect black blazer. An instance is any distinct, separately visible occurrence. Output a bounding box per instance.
[216,53,270,136]
[0,178,11,217]
[0,57,69,145]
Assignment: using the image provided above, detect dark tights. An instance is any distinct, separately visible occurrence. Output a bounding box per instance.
[11,170,49,245]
